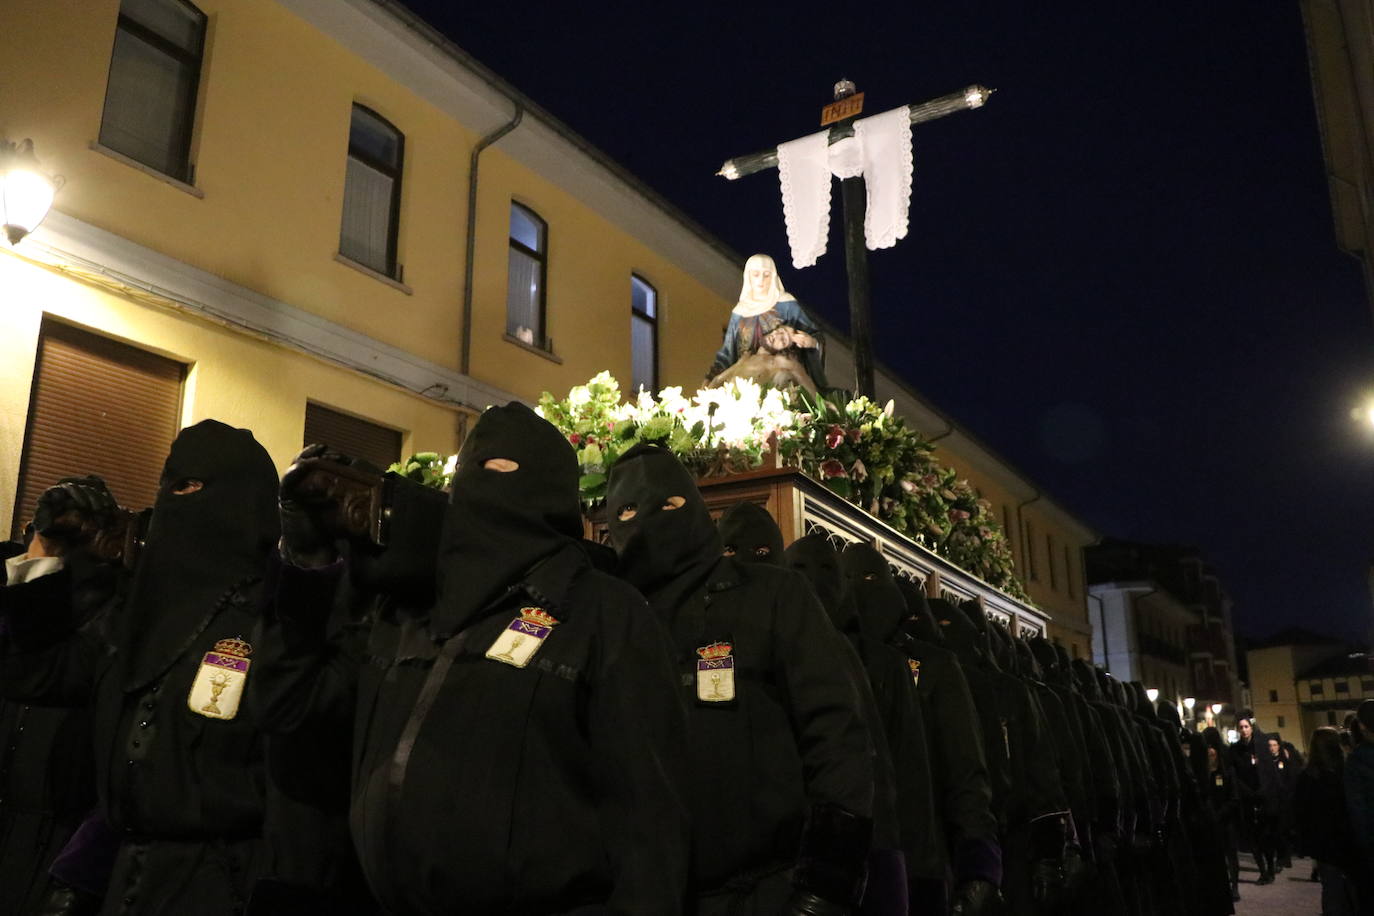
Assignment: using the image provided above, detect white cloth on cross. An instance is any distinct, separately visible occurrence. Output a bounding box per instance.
[775,105,915,269]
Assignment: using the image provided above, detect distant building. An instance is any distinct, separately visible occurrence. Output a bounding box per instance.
[1086,540,1243,724]
[1302,0,1374,315]
[1246,627,1374,753]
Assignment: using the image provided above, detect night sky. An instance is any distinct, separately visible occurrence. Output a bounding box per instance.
[402,2,1374,643]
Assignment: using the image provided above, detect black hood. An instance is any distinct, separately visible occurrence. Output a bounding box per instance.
[607,444,719,614]
[1028,636,1066,688]
[839,543,907,642]
[123,420,279,689]
[717,501,783,566]
[1202,726,1228,760]
[1156,698,1184,731]
[433,403,583,637]
[1013,635,1043,681]
[959,600,1000,671]
[1072,659,1104,701]
[931,597,982,667]
[785,533,850,631]
[897,577,940,644]
[1127,681,1157,720]
[1103,673,1129,709]
[989,622,1018,675]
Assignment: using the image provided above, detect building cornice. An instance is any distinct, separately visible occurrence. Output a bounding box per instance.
[15,210,518,413]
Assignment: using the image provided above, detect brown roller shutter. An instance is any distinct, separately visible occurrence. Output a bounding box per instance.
[13,320,184,534]
[303,402,402,470]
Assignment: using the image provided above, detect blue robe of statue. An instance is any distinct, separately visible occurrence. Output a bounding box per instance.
[706,297,827,392]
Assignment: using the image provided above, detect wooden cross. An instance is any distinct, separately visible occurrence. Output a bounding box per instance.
[718,82,992,398]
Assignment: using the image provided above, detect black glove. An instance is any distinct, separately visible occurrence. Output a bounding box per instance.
[33,476,118,547]
[950,879,1002,916]
[278,444,344,568]
[1061,844,1088,895]
[782,890,852,916]
[1030,858,1065,905]
[791,803,873,914]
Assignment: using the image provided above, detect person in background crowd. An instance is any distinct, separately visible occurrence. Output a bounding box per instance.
[731,519,908,916]
[0,478,122,916]
[258,403,691,915]
[1229,715,1283,886]
[1200,727,1241,902]
[899,581,1003,916]
[1266,733,1298,872]
[1295,727,1360,916]
[1346,701,1374,916]
[607,445,874,915]
[838,543,943,914]
[0,422,281,916]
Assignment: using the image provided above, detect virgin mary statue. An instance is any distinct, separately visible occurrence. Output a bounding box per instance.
[706,254,827,394]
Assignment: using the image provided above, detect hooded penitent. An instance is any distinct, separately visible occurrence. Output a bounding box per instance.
[122,420,279,689]
[717,502,784,565]
[839,544,908,643]
[896,577,940,645]
[931,598,982,665]
[606,445,720,615]
[432,402,583,638]
[785,534,850,631]
[1028,637,1065,688]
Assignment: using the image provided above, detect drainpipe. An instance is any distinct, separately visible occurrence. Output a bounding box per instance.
[460,103,524,376]
[1014,488,1042,586]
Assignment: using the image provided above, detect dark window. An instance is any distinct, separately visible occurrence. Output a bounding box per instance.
[1063,544,1075,597]
[98,0,207,182]
[507,203,549,348]
[14,319,183,534]
[1268,689,1278,702]
[1336,680,1350,694]
[1001,505,1014,551]
[303,402,401,471]
[1310,681,1325,696]
[1328,711,1338,725]
[1024,520,1037,580]
[1362,677,1374,695]
[1277,715,1285,729]
[340,105,404,278]
[630,275,658,393]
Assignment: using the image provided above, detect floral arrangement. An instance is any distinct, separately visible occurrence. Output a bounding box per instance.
[533,371,796,503]
[391,373,1027,600]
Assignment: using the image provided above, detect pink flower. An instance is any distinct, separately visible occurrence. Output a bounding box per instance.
[569,433,582,445]
[820,459,847,479]
[825,425,845,450]
[847,428,862,443]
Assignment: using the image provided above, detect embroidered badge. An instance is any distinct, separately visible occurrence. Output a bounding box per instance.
[696,642,736,703]
[907,658,921,687]
[485,607,560,668]
[187,637,251,721]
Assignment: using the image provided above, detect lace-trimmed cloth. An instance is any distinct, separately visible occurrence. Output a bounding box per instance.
[775,105,915,268]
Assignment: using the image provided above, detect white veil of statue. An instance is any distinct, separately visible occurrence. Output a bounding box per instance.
[733,254,791,317]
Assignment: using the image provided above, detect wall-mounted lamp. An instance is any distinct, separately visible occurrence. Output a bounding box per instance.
[2,139,61,245]
[1145,687,1160,703]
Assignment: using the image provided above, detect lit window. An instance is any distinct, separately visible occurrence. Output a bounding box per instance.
[507,203,548,348]
[340,105,404,278]
[98,0,207,182]
[630,275,658,393]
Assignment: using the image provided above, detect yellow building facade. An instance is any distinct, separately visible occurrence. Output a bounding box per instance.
[1,0,1093,639]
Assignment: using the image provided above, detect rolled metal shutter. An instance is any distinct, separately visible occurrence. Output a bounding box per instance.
[14,320,184,534]
[303,402,401,471]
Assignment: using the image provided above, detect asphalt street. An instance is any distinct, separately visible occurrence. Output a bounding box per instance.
[1233,853,1321,914]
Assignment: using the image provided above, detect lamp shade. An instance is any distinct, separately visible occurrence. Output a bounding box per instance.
[2,140,57,245]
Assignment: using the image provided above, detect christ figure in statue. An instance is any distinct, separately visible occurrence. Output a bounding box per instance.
[706,253,828,395]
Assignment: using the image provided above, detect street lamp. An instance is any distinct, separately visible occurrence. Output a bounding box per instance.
[1183,697,1196,711]
[1,139,60,246]
[1210,703,1223,715]
[1146,687,1160,703]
